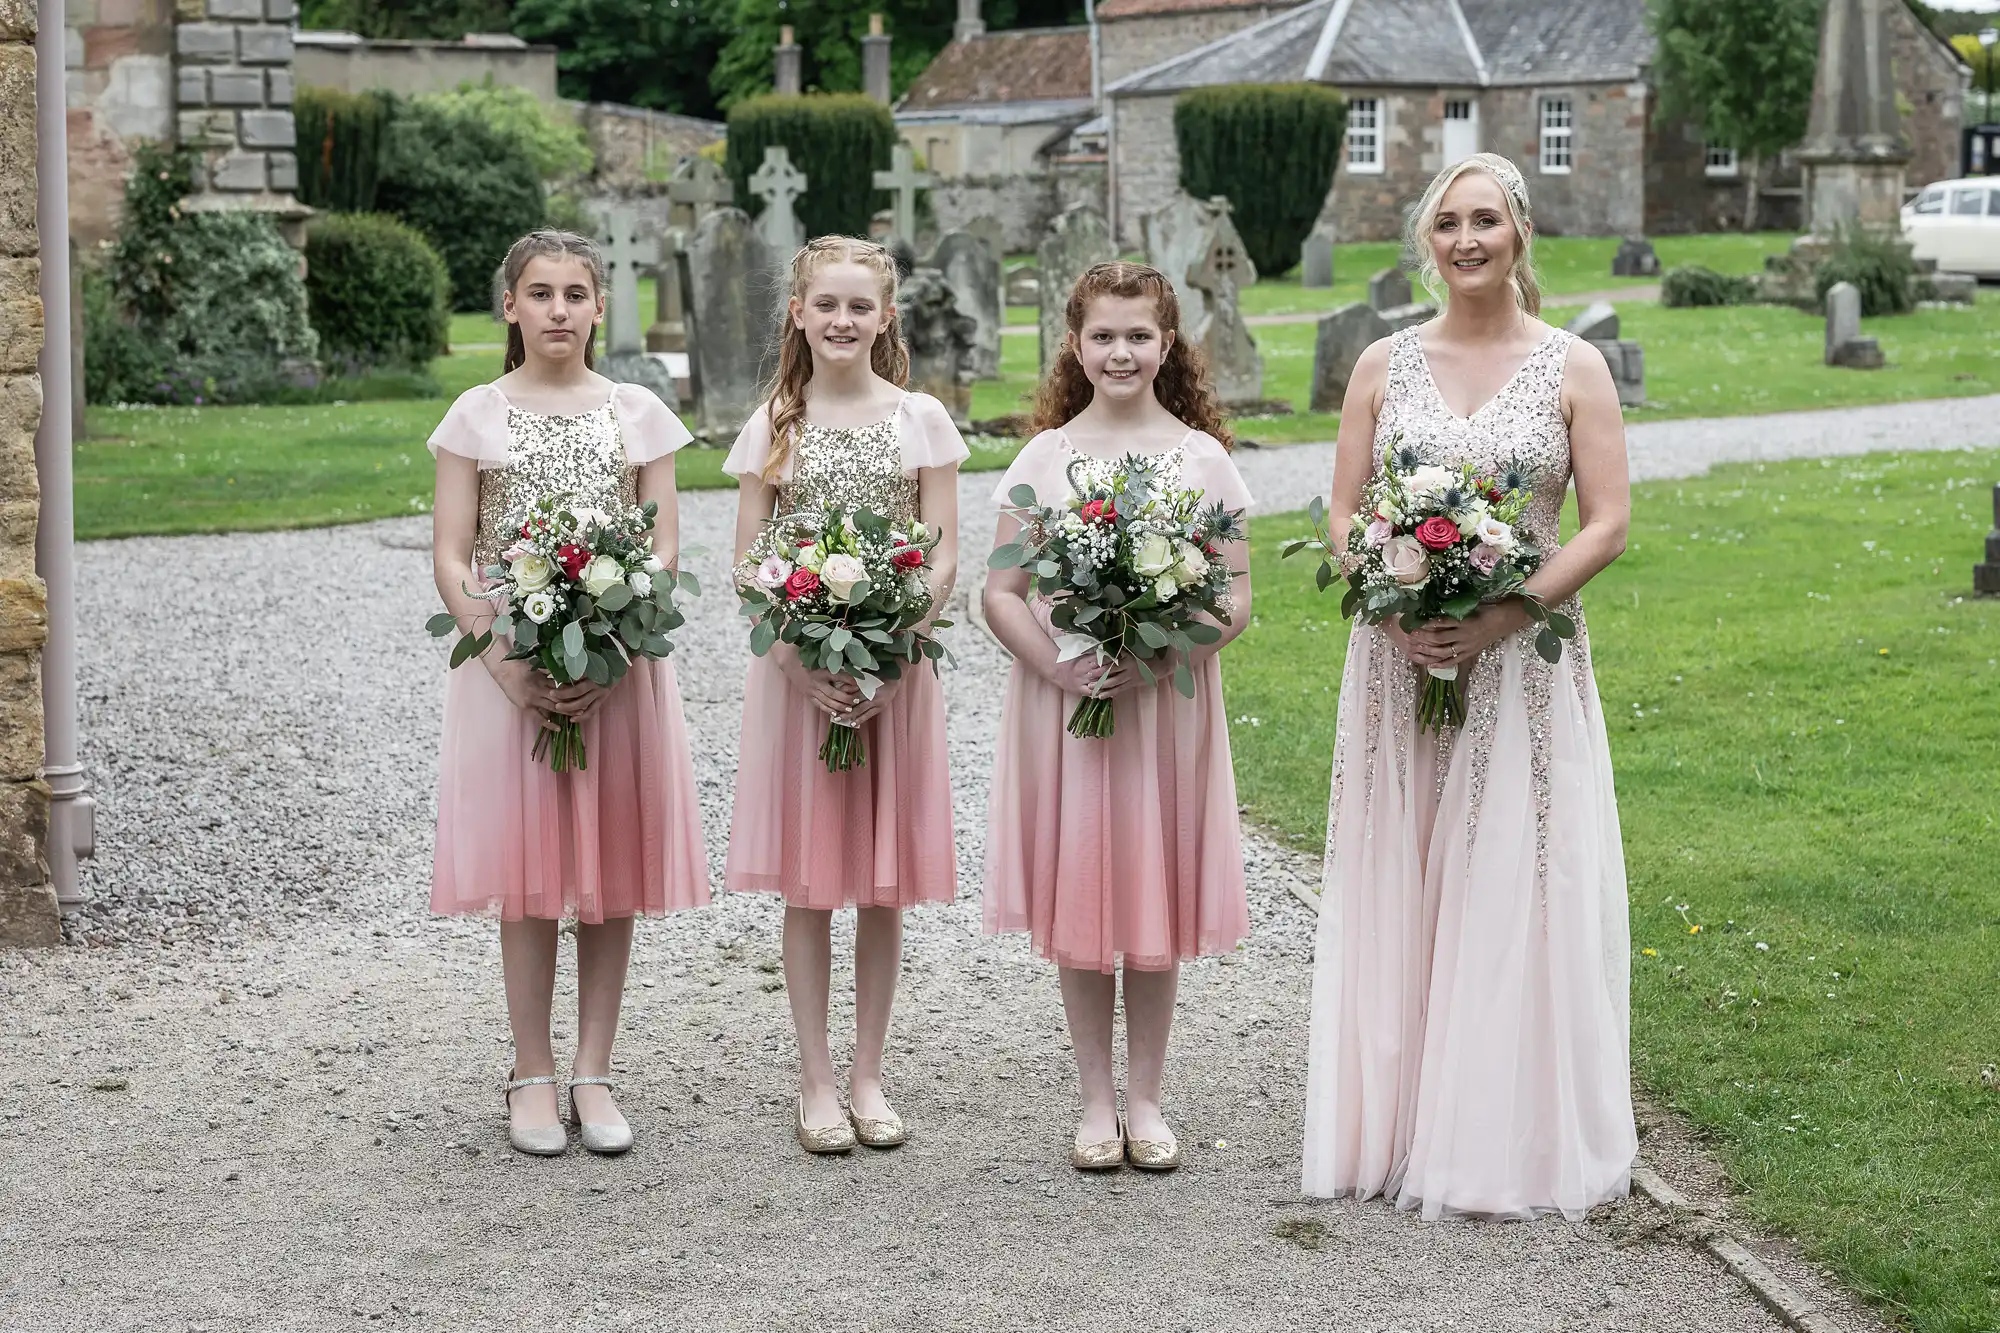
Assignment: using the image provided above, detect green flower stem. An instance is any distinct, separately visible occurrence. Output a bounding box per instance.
[820,718,867,772]
[1067,696,1116,739]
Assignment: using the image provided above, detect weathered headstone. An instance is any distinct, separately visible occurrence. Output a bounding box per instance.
[872,143,935,246]
[1185,222,1261,406]
[899,266,980,427]
[1611,238,1660,278]
[1377,302,1439,333]
[1973,485,2000,595]
[1930,272,1978,305]
[1565,301,1642,403]
[1300,224,1335,288]
[1141,193,1257,338]
[1822,280,1882,369]
[964,214,1006,263]
[1005,264,1039,308]
[748,145,808,259]
[1036,204,1115,372]
[678,207,786,437]
[666,154,734,228]
[929,231,1002,380]
[1566,301,1620,342]
[1367,267,1413,312]
[594,204,680,404]
[1310,304,1391,412]
[647,226,688,355]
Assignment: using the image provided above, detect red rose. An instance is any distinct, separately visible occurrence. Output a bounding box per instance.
[1102,502,1118,523]
[555,543,590,578]
[797,537,815,549]
[891,547,925,570]
[1080,499,1105,523]
[784,568,822,600]
[1414,516,1461,551]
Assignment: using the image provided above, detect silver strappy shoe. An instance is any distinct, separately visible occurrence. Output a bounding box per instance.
[567,1075,634,1155]
[503,1071,568,1157]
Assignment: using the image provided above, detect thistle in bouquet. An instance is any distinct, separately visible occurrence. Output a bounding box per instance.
[990,453,1246,739]
[427,494,698,772]
[737,504,952,772]
[1282,436,1578,731]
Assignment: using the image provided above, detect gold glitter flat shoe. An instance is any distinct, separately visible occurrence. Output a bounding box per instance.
[1125,1126,1182,1172]
[1070,1119,1125,1172]
[848,1104,907,1149]
[796,1098,857,1155]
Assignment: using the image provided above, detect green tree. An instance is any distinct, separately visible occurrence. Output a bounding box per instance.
[419,78,594,178]
[297,0,508,39]
[1174,84,1348,276]
[1648,0,1821,231]
[510,0,733,119]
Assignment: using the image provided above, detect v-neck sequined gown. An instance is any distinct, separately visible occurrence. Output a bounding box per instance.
[1301,327,1635,1220]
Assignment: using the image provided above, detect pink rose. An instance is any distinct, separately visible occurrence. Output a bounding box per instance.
[1364,518,1395,549]
[1381,534,1430,586]
[1468,542,1502,574]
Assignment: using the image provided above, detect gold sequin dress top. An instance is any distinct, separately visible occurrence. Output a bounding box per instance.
[426,380,711,923]
[718,393,971,909]
[1302,326,1636,1220]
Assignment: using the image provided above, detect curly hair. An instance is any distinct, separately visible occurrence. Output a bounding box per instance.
[499,229,607,373]
[759,235,911,483]
[1029,261,1232,449]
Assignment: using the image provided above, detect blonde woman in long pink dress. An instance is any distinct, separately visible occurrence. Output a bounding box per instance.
[724,237,967,1156]
[1301,155,1636,1219]
[984,262,1252,1173]
[431,231,710,1159]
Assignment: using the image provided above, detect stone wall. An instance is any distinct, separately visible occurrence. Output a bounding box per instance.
[1643,113,1806,234]
[64,0,174,249]
[581,102,723,194]
[1885,0,1967,190]
[1324,87,1435,244]
[1,0,57,946]
[1098,5,1292,88]
[1484,83,1648,238]
[174,0,296,198]
[294,31,558,104]
[929,173,1060,254]
[1106,90,1176,246]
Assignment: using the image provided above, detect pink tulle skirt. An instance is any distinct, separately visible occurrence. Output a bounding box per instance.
[431,652,711,922]
[982,642,1250,974]
[723,653,957,909]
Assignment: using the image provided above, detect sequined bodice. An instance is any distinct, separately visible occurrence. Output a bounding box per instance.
[779,418,919,526]
[1376,328,1575,550]
[474,405,637,568]
[1060,440,1190,498]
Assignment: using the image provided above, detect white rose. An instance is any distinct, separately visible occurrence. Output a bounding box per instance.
[510,552,555,593]
[628,570,653,598]
[754,555,793,590]
[521,590,557,624]
[1154,573,1181,603]
[1133,532,1176,578]
[820,553,867,603]
[1173,540,1210,583]
[1407,465,1456,499]
[581,554,625,597]
[641,554,664,574]
[1381,534,1431,586]
[571,506,613,533]
[1455,497,1491,537]
[798,544,825,573]
[1475,515,1515,550]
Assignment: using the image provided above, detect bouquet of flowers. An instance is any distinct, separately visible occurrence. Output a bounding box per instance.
[989,453,1246,739]
[1283,437,1575,731]
[736,504,950,772]
[427,494,695,772]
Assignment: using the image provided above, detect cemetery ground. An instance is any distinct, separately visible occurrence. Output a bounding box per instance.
[1228,448,2000,1333]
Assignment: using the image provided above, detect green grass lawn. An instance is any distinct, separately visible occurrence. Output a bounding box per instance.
[1227,449,2000,1333]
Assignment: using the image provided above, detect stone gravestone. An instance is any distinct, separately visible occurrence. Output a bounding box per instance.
[1564,301,1645,405]
[898,266,981,427]
[749,145,808,259]
[1185,223,1261,406]
[654,157,736,355]
[1566,301,1620,341]
[1377,300,1438,333]
[1367,267,1413,312]
[1310,303,1391,412]
[1300,223,1335,288]
[1611,238,1660,278]
[1005,264,1039,308]
[964,214,1006,263]
[1036,204,1114,372]
[1822,281,1882,369]
[1142,193,1243,338]
[928,230,1002,380]
[872,143,935,247]
[593,204,680,404]
[678,207,785,437]
[1973,485,2000,596]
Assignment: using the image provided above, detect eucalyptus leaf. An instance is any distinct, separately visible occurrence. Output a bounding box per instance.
[596,583,632,612]
[845,641,876,671]
[448,629,489,669]
[987,543,1025,569]
[1535,627,1563,663]
[676,570,701,598]
[827,627,852,654]
[1132,656,1157,687]
[562,621,584,657]
[1182,621,1222,645]
[1315,561,1334,592]
[585,651,611,686]
[1008,484,1038,508]
[1547,612,1577,638]
[750,619,779,656]
[1135,621,1169,649]
[1173,661,1195,698]
[425,612,458,638]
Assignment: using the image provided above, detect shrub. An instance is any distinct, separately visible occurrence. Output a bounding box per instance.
[1173,83,1348,276]
[1661,265,1760,307]
[1813,224,1919,317]
[416,78,594,180]
[305,212,451,373]
[726,93,897,239]
[294,86,396,212]
[376,98,546,310]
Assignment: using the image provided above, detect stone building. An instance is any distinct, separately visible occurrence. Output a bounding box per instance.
[1096,0,1299,87]
[1104,0,1970,246]
[293,30,558,104]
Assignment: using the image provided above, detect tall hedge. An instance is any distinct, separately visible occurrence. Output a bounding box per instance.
[294,86,395,213]
[375,98,545,311]
[1174,83,1348,276]
[305,212,451,373]
[726,93,897,240]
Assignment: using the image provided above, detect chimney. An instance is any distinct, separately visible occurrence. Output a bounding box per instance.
[774,24,801,95]
[954,0,985,42]
[862,12,892,105]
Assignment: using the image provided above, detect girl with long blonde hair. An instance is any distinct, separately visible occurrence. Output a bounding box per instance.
[721,236,969,1155]
[983,262,1254,1173]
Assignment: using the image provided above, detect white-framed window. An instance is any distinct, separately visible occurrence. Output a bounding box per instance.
[1538,95,1573,174]
[1347,97,1383,174]
[1704,143,1739,178]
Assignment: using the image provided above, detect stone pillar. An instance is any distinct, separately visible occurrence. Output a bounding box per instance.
[954,0,985,43]
[862,13,891,106]
[1798,0,1911,233]
[173,0,309,241]
[773,24,800,97]
[2,0,61,946]
[1974,485,2000,596]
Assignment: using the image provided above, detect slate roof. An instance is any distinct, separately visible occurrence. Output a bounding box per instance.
[1098,0,1292,17]
[1106,0,1657,95]
[898,25,1093,110]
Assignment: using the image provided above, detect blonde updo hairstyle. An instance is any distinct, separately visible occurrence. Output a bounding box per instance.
[759,235,911,484]
[1406,152,1542,317]
[499,229,607,373]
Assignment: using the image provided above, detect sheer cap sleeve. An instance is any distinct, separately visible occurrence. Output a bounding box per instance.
[427,384,512,471]
[1184,431,1254,513]
[611,383,694,464]
[722,403,780,481]
[897,392,971,476]
[991,429,1065,509]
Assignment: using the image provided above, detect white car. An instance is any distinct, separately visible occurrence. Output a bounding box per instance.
[1902,178,2000,278]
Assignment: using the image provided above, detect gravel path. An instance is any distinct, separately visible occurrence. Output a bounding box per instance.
[11,388,1979,1329]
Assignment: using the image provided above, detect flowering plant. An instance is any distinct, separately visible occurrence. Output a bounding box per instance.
[736,504,950,771]
[990,453,1246,739]
[1284,436,1575,730]
[426,494,695,772]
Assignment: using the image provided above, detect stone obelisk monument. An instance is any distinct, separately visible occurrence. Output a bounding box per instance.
[1798,0,1911,234]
